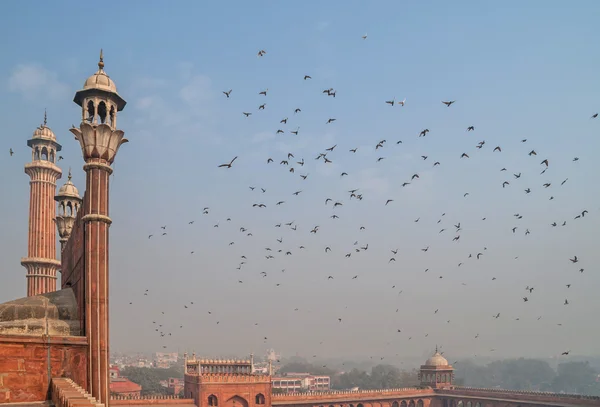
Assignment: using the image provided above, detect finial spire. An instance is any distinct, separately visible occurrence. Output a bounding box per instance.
[435,344,438,354]
[98,49,104,70]
[68,167,72,181]
[43,109,47,126]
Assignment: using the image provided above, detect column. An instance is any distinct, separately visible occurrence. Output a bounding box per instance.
[82,158,113,405]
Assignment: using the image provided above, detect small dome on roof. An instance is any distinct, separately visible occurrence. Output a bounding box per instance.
[73,50,127,111]
[83,50,118,93]
[425,352,449,366]
[56,170,80,199]
[32,124,56,141]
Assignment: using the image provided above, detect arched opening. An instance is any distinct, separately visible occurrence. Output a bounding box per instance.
[400,402,407,407]
[49,149,55,163]
[34,147,40,160]
[392,402,399,407]
[417,401,423,407]
[109,105,116,127]
[98,101,107,124]
[255,394,265,405]
[357,404,364,407]
[466,402,472,407]
[408,402,415,407]
[87,100,95,123]
[208,395,218,406]
[41,147,48,161]
[437,374,440,382]
[475,403,481,407]
[65,282,72,288]
[66,202,73,216]
[457,402,464,407]
[225,396,248,407]
[73,203,79,215]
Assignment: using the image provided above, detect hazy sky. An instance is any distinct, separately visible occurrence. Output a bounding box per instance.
[1,1,599,364]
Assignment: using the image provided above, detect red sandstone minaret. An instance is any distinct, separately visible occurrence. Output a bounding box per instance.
[21,111,63,297]
[70,49,127,405]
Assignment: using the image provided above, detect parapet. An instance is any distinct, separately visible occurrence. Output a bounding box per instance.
[0,288,81,336]
[200,374,271,383]
[51,377,103,407]
[447,386,600,401]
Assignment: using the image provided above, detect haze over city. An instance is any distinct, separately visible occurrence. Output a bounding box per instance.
[0,1,599,362]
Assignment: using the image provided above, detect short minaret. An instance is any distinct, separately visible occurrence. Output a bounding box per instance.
[418,346,454,389]
[70,49,127,405]
[54,169,82,251]
[21,111,63,296]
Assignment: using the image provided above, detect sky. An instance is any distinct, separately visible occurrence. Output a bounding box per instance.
[0,1,599,365]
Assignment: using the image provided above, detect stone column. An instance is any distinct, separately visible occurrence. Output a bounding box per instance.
[71,122,127,405]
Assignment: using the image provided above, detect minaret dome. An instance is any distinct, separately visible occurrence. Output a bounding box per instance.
[73,49,126,130]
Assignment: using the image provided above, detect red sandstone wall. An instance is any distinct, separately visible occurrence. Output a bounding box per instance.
[0,335,87,403]
[60,192,86,331]
[185,377,272,407]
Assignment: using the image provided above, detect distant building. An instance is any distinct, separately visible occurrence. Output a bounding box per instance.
[272,373,330,393]
[160,378,185,395]
[109,365,142,397]
[155,352,179,368]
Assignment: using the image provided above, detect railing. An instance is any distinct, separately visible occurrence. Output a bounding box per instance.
[272,388,429,401]
[51,378,103,407]
[199,374,272,383]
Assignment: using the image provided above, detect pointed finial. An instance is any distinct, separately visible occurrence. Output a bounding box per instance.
[43,109,47,126]
[68,167,72,181]
[98,49,104,70]
[435,344,438,354]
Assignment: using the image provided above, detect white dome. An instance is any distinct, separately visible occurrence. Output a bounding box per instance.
[32,125,56,142]
[425,352,449,366]
[83,68,117,93]
[56,172,80,199]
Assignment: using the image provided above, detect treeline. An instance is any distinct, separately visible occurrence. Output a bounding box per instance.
[455,358,600,395]
[278,358,600,396]
[120,365,184,396]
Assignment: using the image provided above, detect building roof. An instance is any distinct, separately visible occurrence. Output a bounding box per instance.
[424,352,449,367]
[110,378,142,393]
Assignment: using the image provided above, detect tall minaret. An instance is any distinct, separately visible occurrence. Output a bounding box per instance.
[55,169,82,251]
[70,50,127,405]
[21,111,63,297]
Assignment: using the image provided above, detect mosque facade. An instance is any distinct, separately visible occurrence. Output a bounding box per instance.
[0,52,599,407]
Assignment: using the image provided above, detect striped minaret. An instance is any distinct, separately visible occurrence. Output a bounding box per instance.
[71,49,127,406]
[21,111,62,297]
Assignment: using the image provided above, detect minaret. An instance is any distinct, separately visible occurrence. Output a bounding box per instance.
[70,49,127,405]
[54,169,82,251]
[21,111,63,296]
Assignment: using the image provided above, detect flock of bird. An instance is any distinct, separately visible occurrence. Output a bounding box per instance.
[129,42,599,362]
[6,35,599,365]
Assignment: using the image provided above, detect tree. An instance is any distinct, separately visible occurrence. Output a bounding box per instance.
[120,366,182,396]
[552,361,597,394]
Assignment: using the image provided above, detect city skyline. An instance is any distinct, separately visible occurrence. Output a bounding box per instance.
[1,0,599,361]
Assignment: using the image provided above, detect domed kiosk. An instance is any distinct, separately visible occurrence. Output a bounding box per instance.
[419,347,454,389]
